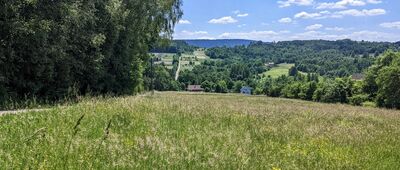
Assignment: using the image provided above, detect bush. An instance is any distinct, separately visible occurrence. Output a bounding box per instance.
[349,94,369,106]
[215,80,228,93]
[362,101,376,108]
[0,85,6,108]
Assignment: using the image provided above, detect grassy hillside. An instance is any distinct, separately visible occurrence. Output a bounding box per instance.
[1,92,400,169]
[263,63,295,78]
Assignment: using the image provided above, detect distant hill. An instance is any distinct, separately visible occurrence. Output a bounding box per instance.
[180,39,255,48]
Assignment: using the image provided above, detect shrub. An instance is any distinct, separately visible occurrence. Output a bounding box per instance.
[362,101,376,108]
[349,94,369,106]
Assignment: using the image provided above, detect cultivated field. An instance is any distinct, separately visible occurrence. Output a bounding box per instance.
[152,53,176,69]
[180,49,209,71]
[1,92,400,169]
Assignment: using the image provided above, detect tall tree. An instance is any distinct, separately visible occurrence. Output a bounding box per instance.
[0,0,182,106]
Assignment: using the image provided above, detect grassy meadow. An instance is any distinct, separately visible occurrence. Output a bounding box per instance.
[1,92,400,169]
[263,63,295,78]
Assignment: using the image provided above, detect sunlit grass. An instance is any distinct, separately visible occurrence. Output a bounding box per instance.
[263,63,295,78]
[1,92,400,169]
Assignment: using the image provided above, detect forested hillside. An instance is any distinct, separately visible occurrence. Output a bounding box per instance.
[150,40,197,54]
[0,0,182,108]
[183,39,255,48]
[206,40,400,77]
[178,40,400,109]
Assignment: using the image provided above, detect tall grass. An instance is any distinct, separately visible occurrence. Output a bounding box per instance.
[1,92,400,169]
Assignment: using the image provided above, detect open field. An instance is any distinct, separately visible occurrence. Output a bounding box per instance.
[1,92,400,169]
[263,63,295,78]
[152,53,176,69]
[180,49,209,71]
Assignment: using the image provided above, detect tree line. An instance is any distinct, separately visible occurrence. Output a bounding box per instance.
[258,51,400,109]
[0,0,182,108]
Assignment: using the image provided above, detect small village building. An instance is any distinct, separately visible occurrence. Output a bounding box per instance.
[265,62,275,68]
[240,86,252,95]
[187,85,204,92]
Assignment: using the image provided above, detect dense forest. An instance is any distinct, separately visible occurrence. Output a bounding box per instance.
[150,40,196,54]
[0,0,182,108]
[205,40,400,77]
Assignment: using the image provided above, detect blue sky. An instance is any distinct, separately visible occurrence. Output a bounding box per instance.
[173,0,400,42]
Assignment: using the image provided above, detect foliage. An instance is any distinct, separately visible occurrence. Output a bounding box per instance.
[150,40,197,54]
[288,66,298,77]
[205,40,399,77]
[143,65,180,91]
[349,94,369,106]
[364,51,400,109]
[0,0,182,108]
[215,80,228,93]
[179,52,264,93]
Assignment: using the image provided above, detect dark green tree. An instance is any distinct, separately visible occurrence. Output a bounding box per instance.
[289,66,298,77]
[363,51,400,108]
[215,80,228,93]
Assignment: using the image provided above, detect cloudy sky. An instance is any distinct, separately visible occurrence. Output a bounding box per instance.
[173,0,400,42]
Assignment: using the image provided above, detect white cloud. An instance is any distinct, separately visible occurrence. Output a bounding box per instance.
[211,29,399,42]
[219,30,280,40]
[289,30,400,42]
[197,36,216,40]
[181,30,208,36]
[209,16,238,24]
[345,31,400,42]
[335,9,386,17]
[305,24,323,30]
[366,0,382,4]
[237,24,247,28]
[233,10,249,17]
[317,0,382,9]
[317,0,365,9]
[178,19,191,24]
[380,21,400,29]
[237,13,249,17]
[278,0,314,8]
[294,8,386,20]
[325,27,346,31]
[279,17,293,23]
[294,11,321,19]
[319,11,331,15]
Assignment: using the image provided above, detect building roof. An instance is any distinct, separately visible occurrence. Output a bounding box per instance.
[187,85,204,91]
